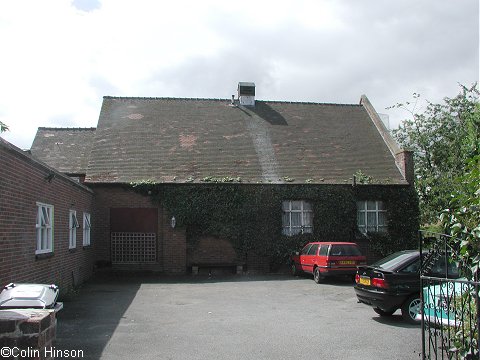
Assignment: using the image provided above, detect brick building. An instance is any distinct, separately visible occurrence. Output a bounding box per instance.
[20,82,418,276]
[0,138,94,292]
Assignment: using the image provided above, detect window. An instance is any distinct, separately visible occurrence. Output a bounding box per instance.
[329,244,362,256]
[36,203,53,254]
[307,244,319,255]
[83,212,91,246]
[282,200,313,236]
[69,210,79,249]
[301,244,312,255]
[356,201,387,234]
[399,259,420,274]
[319,245,329,256]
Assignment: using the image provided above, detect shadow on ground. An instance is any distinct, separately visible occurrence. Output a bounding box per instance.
[371,313,421,329]
[56,274,141,360]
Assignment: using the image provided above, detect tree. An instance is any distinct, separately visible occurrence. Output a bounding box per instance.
[392,84,479,225]
[441,155,480,280]
[0,121,8,133]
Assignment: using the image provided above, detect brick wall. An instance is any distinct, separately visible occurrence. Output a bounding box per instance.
[160,210,186,273]
[91,185,187,273]
[90,185,157,265]
[187,236,238,265]
[0,309,58,360]
[0,139,94,294]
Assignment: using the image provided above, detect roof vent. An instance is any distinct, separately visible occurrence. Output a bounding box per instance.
[238,82,255,106]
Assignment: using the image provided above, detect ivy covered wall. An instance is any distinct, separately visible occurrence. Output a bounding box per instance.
[131,182,419,269]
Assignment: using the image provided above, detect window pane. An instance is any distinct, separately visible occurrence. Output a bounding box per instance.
[42,229,47,249]
[303,211,313,227]
[40,207,47,226]
[377,201,386,210]
[303,226,313,234]
[378,212,387,226]
[357,211,365,226]
[307,244,318,255]
[290,228,301,235]
[367,201,376,210]
[303,201,312,211]
[291,213,301,227]
[319,245,329,256]
[282,201,290,211]
[356,201,366,211]
[301,244,312,255]
[378,225,387,233]
[37,207,41,226]
[282,212,290,227]
[84,214,91,228]
[367,212,376,232]
[291,201,302,210]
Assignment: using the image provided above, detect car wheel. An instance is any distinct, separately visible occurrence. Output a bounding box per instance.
[291,263,299,276]
[401,295,421,324]
[373,307,395,317]
[313,267,323,284]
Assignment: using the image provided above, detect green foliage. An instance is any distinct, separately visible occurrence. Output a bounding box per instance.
[356,185,420,256]
[392,84,479,225]
[131,182,419,268]
[0,121,8,133]
[450,288,479,359]
[354,170,373,185]
[441,155,480,280]
[365,232,393,258]
[271,233,316,270]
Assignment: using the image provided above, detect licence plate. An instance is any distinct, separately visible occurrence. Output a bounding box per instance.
[338,260,355,265]
[359,276,371,286]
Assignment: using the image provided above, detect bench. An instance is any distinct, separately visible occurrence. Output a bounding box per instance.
[190,263,245,275]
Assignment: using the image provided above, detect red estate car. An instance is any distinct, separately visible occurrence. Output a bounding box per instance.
[291,242,366,283]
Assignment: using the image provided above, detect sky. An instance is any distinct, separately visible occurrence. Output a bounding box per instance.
[0,0,478,149]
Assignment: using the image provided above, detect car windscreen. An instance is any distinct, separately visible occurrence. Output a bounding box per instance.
[328,245,361,256]
[372,252,417,271]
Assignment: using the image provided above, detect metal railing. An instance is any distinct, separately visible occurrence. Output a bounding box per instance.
[420,231,479,360]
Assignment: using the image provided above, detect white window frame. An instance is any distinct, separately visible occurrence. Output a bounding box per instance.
[357,200,387,234]
[36,203,54,254]
[282,200,313,236]
[83,212,91,246]
[69,210,79,249]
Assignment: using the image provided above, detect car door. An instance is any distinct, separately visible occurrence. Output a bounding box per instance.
[302,244,319,274]
[299,244,313,272]
[392,258,422,294]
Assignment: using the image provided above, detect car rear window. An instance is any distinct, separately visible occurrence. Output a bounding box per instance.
[372,251,417,271]
[328,245,361,256]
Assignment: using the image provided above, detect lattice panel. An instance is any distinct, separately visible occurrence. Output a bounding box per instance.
[111,232,156,264]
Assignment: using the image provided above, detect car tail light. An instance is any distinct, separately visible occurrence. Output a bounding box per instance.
[355,274,360,283]
[372,277,388,289]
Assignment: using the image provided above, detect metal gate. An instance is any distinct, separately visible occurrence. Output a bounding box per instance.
[420,231,479,360]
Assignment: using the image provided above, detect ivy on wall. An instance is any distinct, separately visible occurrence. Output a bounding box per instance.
[131,181,419,268]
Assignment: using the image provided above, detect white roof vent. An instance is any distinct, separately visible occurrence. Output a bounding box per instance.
[238,82,255,106]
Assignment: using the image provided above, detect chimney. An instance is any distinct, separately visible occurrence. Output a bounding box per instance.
[238,82,255,106]
[395,149,414,185]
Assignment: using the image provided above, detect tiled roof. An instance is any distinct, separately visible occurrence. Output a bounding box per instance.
[31,127,96,174]
[85,96,406,184]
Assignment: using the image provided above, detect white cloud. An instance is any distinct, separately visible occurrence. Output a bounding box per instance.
[0,0,478,148]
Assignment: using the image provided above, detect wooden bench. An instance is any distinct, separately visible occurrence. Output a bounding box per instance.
[190,263,245,275]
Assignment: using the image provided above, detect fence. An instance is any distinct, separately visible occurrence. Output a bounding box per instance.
[111,232,157,264]
[420,231,479,360]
